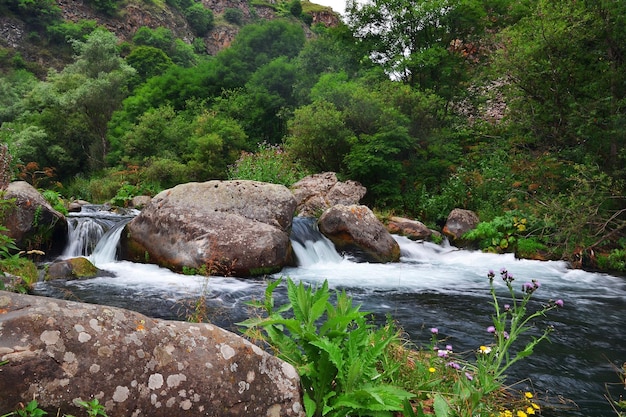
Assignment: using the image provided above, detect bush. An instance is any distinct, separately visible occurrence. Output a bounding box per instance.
[184,3,214,36]
[224,8,243,25]
[227,142,309,187]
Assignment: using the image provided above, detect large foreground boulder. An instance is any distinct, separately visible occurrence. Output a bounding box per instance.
[2,181,68,257]
[291,172,366,217]
[0,291,304,417]
[121,181,297,277]
[318,205,400,263]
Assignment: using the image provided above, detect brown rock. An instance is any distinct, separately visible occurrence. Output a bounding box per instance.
[318,204,400,263]
[386,216,432,241]
[291,172,366,217]
[121,180,297,277]
[442,208,480,241]
[2,181,68,257]
[0,291,304,417]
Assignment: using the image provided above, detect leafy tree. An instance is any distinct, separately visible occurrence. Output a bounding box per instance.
[496,0,626,173]
[289,0,302,17]
[285,99,355,172]
[0,0,61,29]
[87,0,120,16]
[8,29,135,178]
[345,0,486,96]
[125,46,174,83]
[46,19,99,44]
[0,69,37,123]
[132,26,175,52]
[184,3,214,36]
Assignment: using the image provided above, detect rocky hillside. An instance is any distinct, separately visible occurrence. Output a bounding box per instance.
[0,0,340,72]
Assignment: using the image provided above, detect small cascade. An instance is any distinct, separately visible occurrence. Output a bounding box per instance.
[395,235,457,262]
[89,218,133,265]
[289,217,343,266]
[63,205,137,263]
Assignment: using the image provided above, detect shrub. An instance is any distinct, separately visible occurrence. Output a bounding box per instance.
[224,8,243,25]
[227,142,309,187]
[184,3,214,37]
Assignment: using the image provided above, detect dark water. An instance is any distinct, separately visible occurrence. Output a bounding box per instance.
[34,216,626,417]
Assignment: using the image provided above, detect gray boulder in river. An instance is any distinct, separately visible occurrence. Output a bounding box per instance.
[120,180,297,277]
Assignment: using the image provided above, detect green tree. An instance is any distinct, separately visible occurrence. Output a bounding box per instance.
[12,29,135,177]
[184,3,214,36]
[125,46,174,83]
[285,99,355,172]
[496,0,626,172]
[346,0,485,96]
[224,7,243,25]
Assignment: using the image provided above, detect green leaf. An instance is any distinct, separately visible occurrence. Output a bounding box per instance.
[433,394,451,417]
[302,391,317,417]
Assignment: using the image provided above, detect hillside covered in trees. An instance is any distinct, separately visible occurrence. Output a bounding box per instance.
[0,0,625,272]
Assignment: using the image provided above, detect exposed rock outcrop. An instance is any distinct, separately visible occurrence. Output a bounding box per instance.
[121,180,297,277]
[442,208,480,243]
[2,181,68,257]
[318,204,400,263]
[291,172,367,217]
[386,216,433,241]
[0,291,304,416]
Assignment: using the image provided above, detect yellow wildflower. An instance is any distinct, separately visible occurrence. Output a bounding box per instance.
[526,406,535,415]
[479,345,492,354]
[530,403,540,410]
[516,411,527,417]
[524,392,533,399]
[428,367,436,373]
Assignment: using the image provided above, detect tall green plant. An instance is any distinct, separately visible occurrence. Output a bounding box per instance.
[238,278,413,417]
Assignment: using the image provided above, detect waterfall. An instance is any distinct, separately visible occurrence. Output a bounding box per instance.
[63,205,137,265]
[89,218,133,265]
[289,217,343,266]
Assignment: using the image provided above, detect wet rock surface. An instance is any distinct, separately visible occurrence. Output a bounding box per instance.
[318,204,400,263]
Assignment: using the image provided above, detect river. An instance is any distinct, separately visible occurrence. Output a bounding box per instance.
[33,210,626,417]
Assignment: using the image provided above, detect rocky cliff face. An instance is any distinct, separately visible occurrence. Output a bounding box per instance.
[0,0,340,70]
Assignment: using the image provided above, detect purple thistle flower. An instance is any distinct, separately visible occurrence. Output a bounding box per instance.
[465,372,473,381]
[555,299,564,307]
[446,344,453,351]
[437,349,449,357]
[430,327,439,334]
[504,304,510,311]
[487,326,496,333]
[446,362,461,370]
[503,331,510,339]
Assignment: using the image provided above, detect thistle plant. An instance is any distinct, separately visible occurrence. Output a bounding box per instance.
[474,268,563,386]
[402,269,563,417]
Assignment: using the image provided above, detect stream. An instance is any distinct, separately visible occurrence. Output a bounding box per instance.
[33,209,626,416]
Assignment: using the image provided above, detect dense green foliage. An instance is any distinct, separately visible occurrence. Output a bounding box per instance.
[240,278,414,417]
[0,0,625,267]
